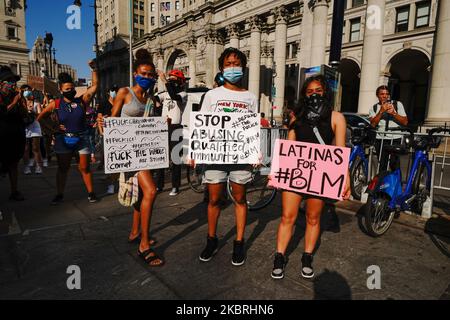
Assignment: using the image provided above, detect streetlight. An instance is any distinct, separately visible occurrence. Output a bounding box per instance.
[73,0,100,58]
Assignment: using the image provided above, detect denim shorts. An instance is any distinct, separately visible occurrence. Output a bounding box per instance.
[54,132,90,155]
[203,164,253,185]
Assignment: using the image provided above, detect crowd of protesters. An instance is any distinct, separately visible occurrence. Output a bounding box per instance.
[2,44,414,280]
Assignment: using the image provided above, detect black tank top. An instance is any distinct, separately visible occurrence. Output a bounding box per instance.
[294,111,334,145]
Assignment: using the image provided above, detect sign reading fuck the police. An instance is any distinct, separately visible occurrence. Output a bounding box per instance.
[269,139,350,201]
[189,112,261,164]
[103,117,169,174]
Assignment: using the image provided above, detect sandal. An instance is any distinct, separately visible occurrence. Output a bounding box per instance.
[128,234,157,246]
[137,248,165,267]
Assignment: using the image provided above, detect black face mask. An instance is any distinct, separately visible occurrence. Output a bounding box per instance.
[168,80,183,93]
[304,93,327,125]
[62,89,76,101]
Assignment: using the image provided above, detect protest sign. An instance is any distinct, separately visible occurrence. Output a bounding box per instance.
[189,112,261,164]
[103,117,169,174]
[269,139,350,201]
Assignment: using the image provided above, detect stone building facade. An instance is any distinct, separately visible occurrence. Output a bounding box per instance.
[97,0,450,125]
[0,0,29,85]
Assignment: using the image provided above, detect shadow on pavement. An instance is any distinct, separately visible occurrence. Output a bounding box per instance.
[313,269,352,300]
[425,215,450,258]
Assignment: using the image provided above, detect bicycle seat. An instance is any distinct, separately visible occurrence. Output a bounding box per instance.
[384,144,409,155]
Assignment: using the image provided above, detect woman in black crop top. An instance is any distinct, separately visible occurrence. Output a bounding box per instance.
[271,75,350,280]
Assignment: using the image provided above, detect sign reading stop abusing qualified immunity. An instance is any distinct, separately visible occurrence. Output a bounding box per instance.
[103,117,169,174]
[189,112,261,164]
[269,139,351,201]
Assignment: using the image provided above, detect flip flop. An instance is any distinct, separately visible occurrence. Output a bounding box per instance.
[137,248,165,267]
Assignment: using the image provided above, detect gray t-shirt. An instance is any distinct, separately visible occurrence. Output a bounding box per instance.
[369,101,407,140]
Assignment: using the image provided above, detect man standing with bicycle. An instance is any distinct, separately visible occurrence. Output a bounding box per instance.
[198,48,258,266]
[369,85,408,171]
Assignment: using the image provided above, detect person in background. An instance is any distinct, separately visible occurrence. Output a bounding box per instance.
[21,85,44,175]
[37,61,99,205]
[260,112,271,128]
[0,66,26,201]
[85,102,98,164]
[155,69,188,196]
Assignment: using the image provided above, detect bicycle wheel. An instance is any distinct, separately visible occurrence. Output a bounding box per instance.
[227,171,277,211]
[411,163,430,214]
[186,165,205,193]
[364,195,395,237]
[350,156,368,201]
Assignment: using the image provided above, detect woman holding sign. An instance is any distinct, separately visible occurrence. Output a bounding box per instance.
[271,75,351,280]
[99,49,163,267]
[37,62,99,205]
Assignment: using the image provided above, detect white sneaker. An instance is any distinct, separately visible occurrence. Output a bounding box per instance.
[35,166,43,174]
[24,166,32,175]
[106,184,115,195]
[28,159,35,167]
[169,188,179,196]
[43,159,48,168]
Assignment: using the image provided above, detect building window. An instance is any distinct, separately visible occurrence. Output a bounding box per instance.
[133,0,138,9]
[140,29,145,37]
[352,0,364,7]
[6,26,18,39]
[139,1,144,10]
[151,3,155,12]
[350,18,361,42]
[139,15,144,25]
[175,1,180,10]
[151,16,155,26]
[134,14,139,24]
[416,1,431,29]
[166,16,171,24]
[395,6,410,33]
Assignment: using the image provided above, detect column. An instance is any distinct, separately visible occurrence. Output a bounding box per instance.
[408,2,417,31]
[205,28,223,88]
[310,0,330,67]
[272,6,289,119]
[261,46,273,116]
[427,0,450,123]
[187,35,197,88]
[247,16,262,102]
[226,23,240,49]
[156,48,165,92]
[299,0,314,67]
[357,0,386,114]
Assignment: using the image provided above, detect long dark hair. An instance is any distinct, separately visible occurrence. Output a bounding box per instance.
[291,74,333,129]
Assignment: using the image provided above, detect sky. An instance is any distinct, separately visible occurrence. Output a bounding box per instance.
[26,0,96,79]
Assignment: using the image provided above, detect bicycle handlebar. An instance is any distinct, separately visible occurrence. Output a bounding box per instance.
[427,127,450,136]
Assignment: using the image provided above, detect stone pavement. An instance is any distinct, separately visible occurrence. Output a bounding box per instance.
[0,162,449,300]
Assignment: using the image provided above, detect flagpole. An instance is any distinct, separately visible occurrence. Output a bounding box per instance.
[129,0,133,87]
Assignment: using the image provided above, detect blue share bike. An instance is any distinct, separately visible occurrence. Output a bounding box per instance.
[348,123,377,200]
[364,126,450,237]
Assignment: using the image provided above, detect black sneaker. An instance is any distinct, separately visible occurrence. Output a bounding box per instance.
[231,240,246,266]
[271,252,286,279]
[199,236,218,262]
[301,252,314,279]
[51,194,64,205]
[88,193,99,203]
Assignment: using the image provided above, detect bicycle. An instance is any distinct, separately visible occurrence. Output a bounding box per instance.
[364,126,450,237]
[348,123,377,200]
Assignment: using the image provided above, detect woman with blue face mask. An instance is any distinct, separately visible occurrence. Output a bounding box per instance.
[98,48,163,267]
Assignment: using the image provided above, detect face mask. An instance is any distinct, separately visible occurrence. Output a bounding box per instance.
[223,67,243,84]
[24,90,33,99]
[168,80,183,92]
[135,75,157,91]
[304,93,327,124]
[110,91,117,99]
[62,89,77,101]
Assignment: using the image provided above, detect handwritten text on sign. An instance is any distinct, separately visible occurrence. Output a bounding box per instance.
[103,117,169,174]
[269,139,350,201]
[189,112,261,164]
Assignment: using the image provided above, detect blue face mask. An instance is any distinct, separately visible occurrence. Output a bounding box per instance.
[109,91,117,99]
[135,75,157,91]
[24,90,33,99]
[223,67,243,84]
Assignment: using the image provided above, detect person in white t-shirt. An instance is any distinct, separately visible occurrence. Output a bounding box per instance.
[369,85,408,171]
[155,69,188,196]
[198,47,259,266]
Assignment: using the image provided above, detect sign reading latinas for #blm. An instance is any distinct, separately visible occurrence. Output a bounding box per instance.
[269,139,350,201]
[103,117,169,174]
[189,112,261,164]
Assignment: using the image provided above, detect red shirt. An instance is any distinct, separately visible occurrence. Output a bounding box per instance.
[260,118,271,128]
